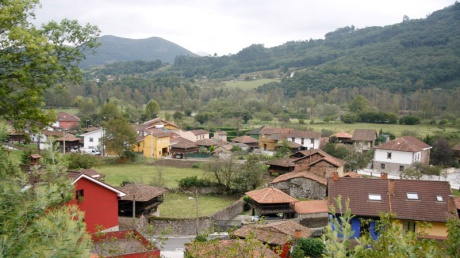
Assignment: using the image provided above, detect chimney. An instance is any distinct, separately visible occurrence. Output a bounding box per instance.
[381,172,388,179]
[332,172,339,182]
[294,229,302,239]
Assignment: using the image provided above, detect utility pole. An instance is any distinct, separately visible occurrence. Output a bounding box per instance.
[133,193,136,226]
[195,190,199,236]
[62,129,66,154]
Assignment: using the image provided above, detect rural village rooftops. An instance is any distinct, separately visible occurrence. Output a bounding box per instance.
[270,171,327,185]
[374,136,431,152]
[246,187,298,204]
[351,129,377,141]
[117,183,167,202]
[293,200,329,214]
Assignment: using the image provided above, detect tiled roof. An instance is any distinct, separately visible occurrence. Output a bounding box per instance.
[294,200,329,214]
[260,127,293,135]
[265,158,296,167]
[118,183,167,202]
[246,187,298,204]
[334,132,352,138]
[58,112,80,122]
[185,239,279,258]
[42,130,63,137]
[170,137,197,149]
[146,128,171,138]
[351,129,377,141]
[233,220,313,246]
[270,171,327,185]
[231,135,258,144]
[290,149,346,168]
[309,154,346,168]
[374,136,431,152]
[286,130,321,139]
[245,126,265,135]
[196,138,220,146]
[328,177,457,222]
[56,133,80,141]
[190,129,209,135]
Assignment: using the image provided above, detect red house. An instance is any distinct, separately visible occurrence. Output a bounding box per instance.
[57,112,81,130]
[67,172,126,233]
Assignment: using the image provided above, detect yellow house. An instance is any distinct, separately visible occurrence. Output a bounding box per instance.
[133,129,171,158]
[258,127,293,151]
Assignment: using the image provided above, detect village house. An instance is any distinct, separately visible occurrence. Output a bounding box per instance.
[372,136,432,173]
[327,174,458,240]
[269,171,327,200]
[142,118,179,130]
[351,129,378,152]
[117,183,167,218]
[246,187,298,219]
[133,128,171,158]
[55,112,81,130]
[169,136,199,159]
[79,127,103,150]
[292,200,329,231]
[190,129,210,141]
[231,135,259,150]
[286,130,321,150]
[213,130,228,142]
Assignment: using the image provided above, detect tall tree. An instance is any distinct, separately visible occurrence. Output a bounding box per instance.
[145,100,160,119]
[102,116,137,158]
[348,95,371,113]
[0,0,100,129]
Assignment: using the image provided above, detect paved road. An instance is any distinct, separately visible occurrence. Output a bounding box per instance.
[157,236,195,258]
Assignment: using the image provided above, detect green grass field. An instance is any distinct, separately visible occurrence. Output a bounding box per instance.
[223,78,279,90]
[159,192,239,218]
[96,163,214,188]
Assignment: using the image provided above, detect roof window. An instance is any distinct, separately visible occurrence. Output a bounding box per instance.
[368,194,382,201]
[436,195,443,202]
[406,192,419,200]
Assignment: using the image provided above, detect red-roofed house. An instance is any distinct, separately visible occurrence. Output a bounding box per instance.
[191,129,210,141]
[57,112,81,130]
[373,136,432,173]
[246,187,298,218]
[351,129,377,152]
[67,172,126,234]
[328,176,458,240]
[293,200,329,229]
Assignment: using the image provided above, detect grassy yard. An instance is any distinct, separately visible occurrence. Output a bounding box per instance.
[159,192,240,218]
[96,163,214,188]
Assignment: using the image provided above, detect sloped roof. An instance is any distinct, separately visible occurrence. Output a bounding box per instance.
[286,130,321,139]
[233,220,313,246]
[42,130,64,137]
[265,157,296,167]
[334,132,353,138]
[245,126,265,135]
[374,136,431,152]
[328,177,457,222]
[270,171,327,185]
[67,169,105,180]
[58,112,80,122]
[232,135,259,144]
[142,118,178,128]
[56,133,80,141]
[351,129,377,141]
[246,187,298,204]
[294,200,328,214]
[70,173,125,197]
[190,129,209,135]
[290,149,346,168]
[260,127,293,135]
[309,154,346,168]
[170,137,197,149]
[117,183,167,202]
[146,128,171,138]
[196,138,220,146]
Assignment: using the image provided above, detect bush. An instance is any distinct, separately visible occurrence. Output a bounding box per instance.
[67,153,101,169]
[399,115,421,125]
[297,238,324,258]
[178,176,214,188]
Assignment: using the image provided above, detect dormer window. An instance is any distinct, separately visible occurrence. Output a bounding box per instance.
[436,195,443,202]
[407,192,419,200]
[368,194,382,201]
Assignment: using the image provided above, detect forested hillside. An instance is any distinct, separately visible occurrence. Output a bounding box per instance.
[79,35,197,68]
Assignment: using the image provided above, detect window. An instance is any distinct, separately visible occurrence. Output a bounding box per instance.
[406,192,419,200]
[381,163,385,169]
[310,138,314,144]
[76,189,84,202]
[291,137,295,142]
[301,138,304,144]
[436,195,444,202]
[387,152,392,159]
[399,165,404,171]
[89,137,94,142]
[368,194,382,201]
[403,221,416,232]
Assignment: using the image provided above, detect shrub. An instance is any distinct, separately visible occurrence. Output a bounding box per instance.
[67,153,101,169]
[399,115,421,125]
[178,176,214,188]
[297,237,324,258]
[192,163,201,169]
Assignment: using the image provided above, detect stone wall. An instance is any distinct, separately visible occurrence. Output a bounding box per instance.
[271,178,326,200]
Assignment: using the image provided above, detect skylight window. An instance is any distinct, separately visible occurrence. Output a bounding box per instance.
[407,192,419,200]
[436,195,443,202]
[368,194,382,201]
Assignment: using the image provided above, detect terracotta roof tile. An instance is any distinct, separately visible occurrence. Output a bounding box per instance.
[58,112,80,122]
[294,200,329,214]
[265,158,296,167]
[286,130,321,139]
[233,221,313,245]
[246,187,298,204]
[334,132,353,138]
[170,137,197,149]
[260,127,293,135]
[196,138,221,146]
[118,183,167,202]
[232,135,259,144]
[190,129,209,135]
[270,171,327,185]
[375,136,431,152]
[351,129,377,141]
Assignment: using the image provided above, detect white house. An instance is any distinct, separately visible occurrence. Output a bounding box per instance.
[286,130,321,150]
[190,129,210,141]
[80,128,103,150]
[372,136,432,173]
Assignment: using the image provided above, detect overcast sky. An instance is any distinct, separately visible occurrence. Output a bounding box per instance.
[33,0,456,56]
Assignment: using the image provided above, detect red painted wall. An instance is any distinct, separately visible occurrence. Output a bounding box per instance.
[68,177,119,233]
[59,121,79,130]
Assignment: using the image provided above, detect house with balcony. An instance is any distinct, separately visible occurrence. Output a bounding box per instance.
[133,128,171,158]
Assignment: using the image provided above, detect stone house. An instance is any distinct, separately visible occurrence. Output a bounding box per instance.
[269,171,327,200]
[351,129,378,152]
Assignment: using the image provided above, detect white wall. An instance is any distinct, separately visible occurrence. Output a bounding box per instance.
[374,149,417,165]
[289,137,320,149]
[81,129,103,149]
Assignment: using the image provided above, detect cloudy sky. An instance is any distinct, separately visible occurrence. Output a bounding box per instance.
[33,0,455,56]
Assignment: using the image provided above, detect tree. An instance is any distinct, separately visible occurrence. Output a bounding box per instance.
[348,95,370,113]
[204,156,240,194]
[99,102,120,120]
[400,162,441,180]
[0,0,100,129]
[102,116,137,158]
[0,140,92,256]
[232,154,267,193]
[431,138,455,167]
[145,100,160,119]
